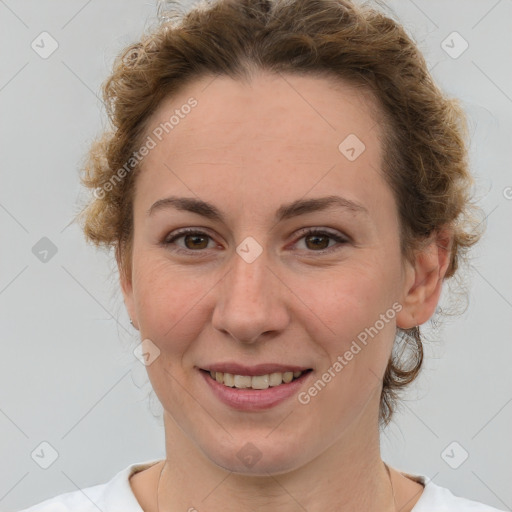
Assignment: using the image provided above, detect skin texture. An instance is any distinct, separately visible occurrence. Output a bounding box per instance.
[120,72,451,511]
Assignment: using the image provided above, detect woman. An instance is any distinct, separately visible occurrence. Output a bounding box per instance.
[19,0,504,511]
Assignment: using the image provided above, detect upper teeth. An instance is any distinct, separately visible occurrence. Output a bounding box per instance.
[209,370,304,389]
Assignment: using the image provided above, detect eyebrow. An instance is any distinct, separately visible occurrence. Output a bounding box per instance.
[146,194,368,222]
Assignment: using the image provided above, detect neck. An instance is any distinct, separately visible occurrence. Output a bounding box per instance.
[157,403,396,511]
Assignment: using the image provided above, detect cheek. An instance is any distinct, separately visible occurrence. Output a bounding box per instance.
[303,261,399,369]
[297,272,398,425]
[132,256,213,353]
[307,261,388,324]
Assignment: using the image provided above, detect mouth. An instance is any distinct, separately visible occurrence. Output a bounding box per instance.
[199,368,313,390]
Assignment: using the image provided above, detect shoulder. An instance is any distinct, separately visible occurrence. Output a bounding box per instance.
[17,459,162,512]
[410,474,506,512]
[17,481,109,512]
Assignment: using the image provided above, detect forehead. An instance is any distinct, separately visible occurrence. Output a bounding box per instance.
[135,72,391,223]
[146,71,382,152]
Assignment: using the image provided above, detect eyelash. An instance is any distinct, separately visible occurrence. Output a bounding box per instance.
[162,227,349,256]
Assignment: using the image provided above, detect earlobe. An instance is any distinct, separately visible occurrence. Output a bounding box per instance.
[396,228,453,329]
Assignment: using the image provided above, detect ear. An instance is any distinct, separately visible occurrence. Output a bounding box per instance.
[396,227,453,329]
[117,254,139,330]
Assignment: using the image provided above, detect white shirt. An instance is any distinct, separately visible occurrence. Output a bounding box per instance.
[18,458,506,512]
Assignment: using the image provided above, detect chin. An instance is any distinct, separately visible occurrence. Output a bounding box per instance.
[203,435,311,476]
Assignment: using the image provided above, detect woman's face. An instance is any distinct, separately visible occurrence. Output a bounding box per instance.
[121,72,418,474]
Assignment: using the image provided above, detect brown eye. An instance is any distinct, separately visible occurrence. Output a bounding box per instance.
[163,229,215,254]
[294,229,349,253]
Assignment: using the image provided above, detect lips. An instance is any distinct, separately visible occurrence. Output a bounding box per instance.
[199,365,313,410]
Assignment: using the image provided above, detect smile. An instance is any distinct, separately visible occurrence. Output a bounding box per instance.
[205,369,310,389]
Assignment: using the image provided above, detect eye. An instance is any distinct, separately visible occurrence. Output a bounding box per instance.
[162,228,217,255]
[292,228,349,253]
[162,227,349,256]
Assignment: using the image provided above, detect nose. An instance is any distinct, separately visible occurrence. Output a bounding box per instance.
[211,248,290,344]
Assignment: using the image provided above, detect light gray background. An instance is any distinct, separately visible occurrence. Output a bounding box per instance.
[1,1,511,511]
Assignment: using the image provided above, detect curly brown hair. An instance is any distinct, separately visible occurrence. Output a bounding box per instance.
[76,0,485,427]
